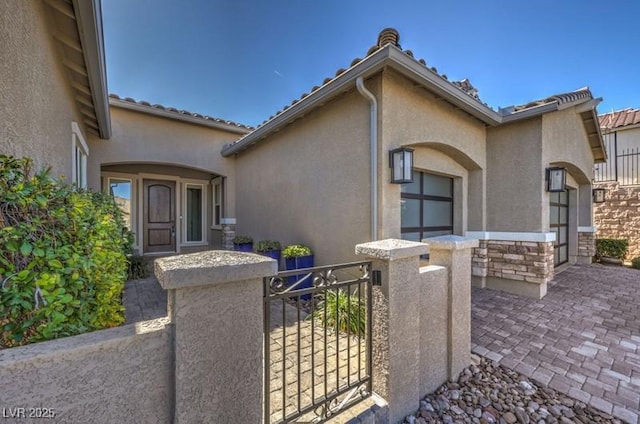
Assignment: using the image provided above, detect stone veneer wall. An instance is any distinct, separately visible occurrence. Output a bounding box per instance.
[593,181,640,259]
[577,231,596,262]
[473,240,554,284]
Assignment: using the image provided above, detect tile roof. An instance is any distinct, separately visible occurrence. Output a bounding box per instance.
[249,28,490,129]
[598,108,640,130]
[511,87,593,112]
[108,94,253,132]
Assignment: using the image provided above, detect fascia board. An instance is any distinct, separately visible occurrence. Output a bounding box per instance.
[221,47,392,157]
[109,98,251,135]
[72,0,111,139]
[500,102,559,123]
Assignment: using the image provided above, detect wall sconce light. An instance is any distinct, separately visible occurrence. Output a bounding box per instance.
[546,167,566,192]
[389,147,414,184]
[593,188,606,203]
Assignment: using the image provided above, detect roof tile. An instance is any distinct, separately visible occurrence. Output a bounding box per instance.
[108,94,253,130]
[599,108,640,130]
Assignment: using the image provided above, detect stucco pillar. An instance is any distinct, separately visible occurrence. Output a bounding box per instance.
[355,239,428,424]
[425,235,479,381]
[220,218,236,250]
[154,251,277,423]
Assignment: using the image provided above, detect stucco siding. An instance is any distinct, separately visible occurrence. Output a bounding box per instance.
[89,107,239,214]
[0,321,172,423]
[542,107,594,184]
[234,90,371,265]
[0,1,82,179]
[379,71,487,238]
[486,118,544,232]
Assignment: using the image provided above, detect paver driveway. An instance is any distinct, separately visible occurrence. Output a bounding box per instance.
[472,264,640,424]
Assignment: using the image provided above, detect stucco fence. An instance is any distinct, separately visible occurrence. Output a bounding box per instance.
[593,181,640,260]
[0,236,477,423]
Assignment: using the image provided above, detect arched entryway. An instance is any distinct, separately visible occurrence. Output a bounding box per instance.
[102,163,227,255]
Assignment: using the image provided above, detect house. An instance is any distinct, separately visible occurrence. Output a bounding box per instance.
[1,0,110,185]
[224,29,605,299]
[594,108,640,259]
[2,3,605,301]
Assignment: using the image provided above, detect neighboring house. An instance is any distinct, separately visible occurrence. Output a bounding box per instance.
[2,7,605,301]
[1,0,110,186]
[594,108,640,259]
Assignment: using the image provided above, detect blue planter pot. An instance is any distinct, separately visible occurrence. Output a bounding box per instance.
[259,249,282,270]
[285,255,314,298]
[234,243,253,252]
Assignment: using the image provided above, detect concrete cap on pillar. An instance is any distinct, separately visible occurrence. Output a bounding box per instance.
[356,238,428,260]
[422,235,479,250]
[155,251,277,290]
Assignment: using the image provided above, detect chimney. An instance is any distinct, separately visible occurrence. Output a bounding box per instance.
[377,28,400,48]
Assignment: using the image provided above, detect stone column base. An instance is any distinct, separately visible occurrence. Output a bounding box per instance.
[577,227,596,264]
[220,218,236,250]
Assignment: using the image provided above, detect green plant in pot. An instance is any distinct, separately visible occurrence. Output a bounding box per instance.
[233,235,253,252]
[282,244,314,296]
[256,240,282,268]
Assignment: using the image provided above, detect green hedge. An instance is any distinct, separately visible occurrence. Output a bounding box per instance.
[595,238,629,260]
[0,156,130,347]
[631,257,640,270]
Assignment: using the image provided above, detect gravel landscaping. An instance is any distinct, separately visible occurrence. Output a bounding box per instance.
[405,356,624,424]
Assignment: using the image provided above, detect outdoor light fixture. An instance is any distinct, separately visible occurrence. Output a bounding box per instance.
[593,188,606,203]
[546,167,566,192]
[389,147,414,184]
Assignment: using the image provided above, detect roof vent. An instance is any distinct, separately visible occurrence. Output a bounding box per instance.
[377,28,400,48]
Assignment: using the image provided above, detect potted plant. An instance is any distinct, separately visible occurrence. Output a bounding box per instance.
[282,244,314,294]
[256,240,282,268]
[233,235,253,252]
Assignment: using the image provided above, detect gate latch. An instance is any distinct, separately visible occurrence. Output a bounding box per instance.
[372,270,382,286]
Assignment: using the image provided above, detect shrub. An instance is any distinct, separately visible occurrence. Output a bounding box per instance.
[0,155,130,347]
[282,244,313,258]
[631,257,640,270]
[232,235,253,245]
[595,238,629,260]
[309,289,365,337]
[256,240,281,252]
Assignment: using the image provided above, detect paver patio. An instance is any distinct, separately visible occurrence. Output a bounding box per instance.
[472,264,640,424]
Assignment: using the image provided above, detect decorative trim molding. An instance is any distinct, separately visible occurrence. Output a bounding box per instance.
[577,226,597,233]
[465,231,556,243]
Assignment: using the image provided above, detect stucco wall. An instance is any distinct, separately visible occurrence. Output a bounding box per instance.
[542,107,594,185]
[0,320,172,423]
[379,70,487,238]
[234,88,371,265]
[88,107,239,215]
[486,117,543,231]
[0,1,83,180]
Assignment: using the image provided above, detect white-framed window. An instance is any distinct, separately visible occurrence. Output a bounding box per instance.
[71,122,89,188]
[104,173,138,247]
[212,177,223,228]
[184,183,206,243]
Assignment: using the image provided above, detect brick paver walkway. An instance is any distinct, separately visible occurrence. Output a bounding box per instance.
[472,264,640,424]
[123,277,167,324]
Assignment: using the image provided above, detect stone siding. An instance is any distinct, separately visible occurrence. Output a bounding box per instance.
[577,231,596,260]
[473,240,554,284]
[593,181,640,259]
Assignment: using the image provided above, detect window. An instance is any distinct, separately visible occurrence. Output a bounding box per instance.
[212,178,223,227]
[185,184,204,243]
[109,178,132,230]
[401,170,454,242]
[71,122,89,188]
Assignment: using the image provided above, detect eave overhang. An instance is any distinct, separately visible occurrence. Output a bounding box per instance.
[221,45,502,157]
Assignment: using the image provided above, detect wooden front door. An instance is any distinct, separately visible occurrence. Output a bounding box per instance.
[143,179,176,253]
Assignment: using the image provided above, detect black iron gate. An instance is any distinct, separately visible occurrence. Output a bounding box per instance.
[264,261,373,423]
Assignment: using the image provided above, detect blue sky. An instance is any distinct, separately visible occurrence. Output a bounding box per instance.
[102,0,639,127]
